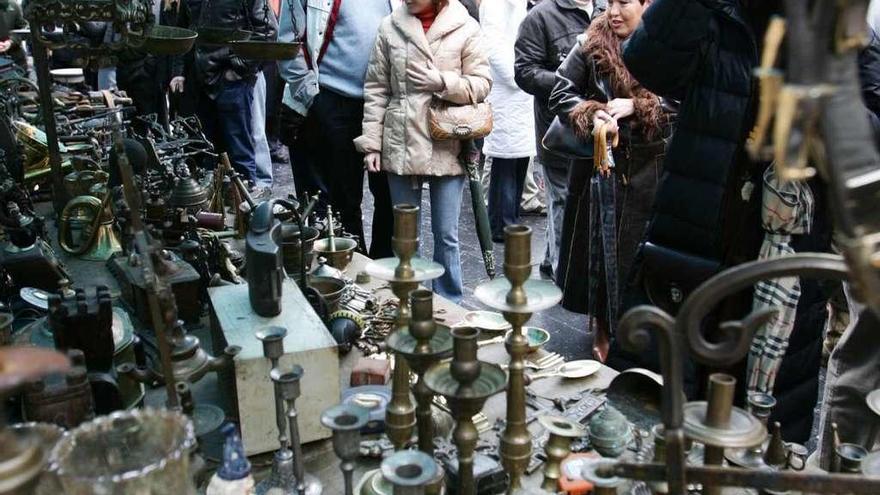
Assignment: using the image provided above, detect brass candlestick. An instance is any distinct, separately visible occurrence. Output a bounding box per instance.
[683,374,766,495]
[321,404,369,495]
[539,415,586,491]
[256,326,290,450]
[366,204,444,452]
[386,289,453,453]
[381,450,439,495]
[474,225,562,492]
[425,327,506,495]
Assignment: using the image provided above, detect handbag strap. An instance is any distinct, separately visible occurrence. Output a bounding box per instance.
[593,122,619,177]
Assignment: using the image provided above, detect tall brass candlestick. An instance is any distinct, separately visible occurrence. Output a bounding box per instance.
[500,226,532,491]
[474,225,562,492]
[387,204,419,451]
[367,204,444,453]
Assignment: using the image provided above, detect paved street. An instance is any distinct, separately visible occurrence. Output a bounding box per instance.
[273,159,594,362]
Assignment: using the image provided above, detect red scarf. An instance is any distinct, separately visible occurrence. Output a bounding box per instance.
[415,9,437,33]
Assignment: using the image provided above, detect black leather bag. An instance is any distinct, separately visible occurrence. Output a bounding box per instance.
[639,242,721,314]
[541,115,594,160]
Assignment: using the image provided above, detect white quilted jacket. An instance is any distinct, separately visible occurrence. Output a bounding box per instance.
[480,0,537,159]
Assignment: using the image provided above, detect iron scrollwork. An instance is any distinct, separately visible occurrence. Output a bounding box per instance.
[24,0,153,52]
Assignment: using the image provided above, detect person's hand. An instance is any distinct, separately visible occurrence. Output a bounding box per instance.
[407,62,445,92]
[169,76,185,93]
[364,152,382,173]
[593,109,618,135]
[607,98,635,120]
[0,40,12,53]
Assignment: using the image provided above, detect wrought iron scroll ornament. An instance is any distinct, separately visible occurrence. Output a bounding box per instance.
[25,0,154,52]
[614,253,873,494]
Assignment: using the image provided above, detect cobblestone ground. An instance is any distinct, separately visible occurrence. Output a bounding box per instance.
[273,157,593,361]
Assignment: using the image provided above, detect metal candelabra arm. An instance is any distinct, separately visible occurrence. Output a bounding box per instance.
[677,253,850,366]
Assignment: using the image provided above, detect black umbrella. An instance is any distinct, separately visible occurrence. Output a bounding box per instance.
[460,140,496,278]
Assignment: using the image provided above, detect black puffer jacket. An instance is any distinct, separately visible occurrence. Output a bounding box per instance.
[514,0,602,164]
[622,0,759,267]
[189,0,277,94]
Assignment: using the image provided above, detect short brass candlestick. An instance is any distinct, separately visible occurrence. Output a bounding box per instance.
[474,225,562,492]
[366,204,444,452]
[387,290,453,453]
[539,415,586,491]
[425,327,506,495]
[582,460,625,495]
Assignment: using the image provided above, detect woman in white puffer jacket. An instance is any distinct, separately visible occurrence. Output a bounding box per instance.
[480,0,537,242]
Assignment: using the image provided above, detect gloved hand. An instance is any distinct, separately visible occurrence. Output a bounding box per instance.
[407,61,445,92]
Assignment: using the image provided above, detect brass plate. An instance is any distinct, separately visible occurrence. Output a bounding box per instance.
[683,401,766,449]
[138,26,198,56]
[365,257,445,283]
[474,278,563,314]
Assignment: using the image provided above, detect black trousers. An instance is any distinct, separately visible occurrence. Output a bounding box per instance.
[286,88,393,258]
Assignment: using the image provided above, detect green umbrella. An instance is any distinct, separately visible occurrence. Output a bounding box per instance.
[460,140,496,279]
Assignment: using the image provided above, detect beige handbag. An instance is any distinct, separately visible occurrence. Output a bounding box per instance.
[428,95,494,141]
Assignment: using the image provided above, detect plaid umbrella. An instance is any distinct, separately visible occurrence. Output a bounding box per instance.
[747,166,814,394]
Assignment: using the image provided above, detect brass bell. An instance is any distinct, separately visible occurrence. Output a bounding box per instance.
[168,176,209,210]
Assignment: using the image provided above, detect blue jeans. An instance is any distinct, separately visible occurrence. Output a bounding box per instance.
[387,174,466,303]
[488,157,530,239]
[198,79,258,183]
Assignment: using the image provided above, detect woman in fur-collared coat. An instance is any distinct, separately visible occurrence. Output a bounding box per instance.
[549,0,675,360]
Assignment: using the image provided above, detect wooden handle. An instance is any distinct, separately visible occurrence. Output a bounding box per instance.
[593,122,619,175]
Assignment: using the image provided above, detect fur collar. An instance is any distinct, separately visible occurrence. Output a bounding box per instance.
[583,13,661,138]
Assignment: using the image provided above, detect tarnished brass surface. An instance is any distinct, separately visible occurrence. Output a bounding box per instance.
[539,415,586,491]
[380,450,438,495]
[386,290,453,454]
[424,327,505,495]
[472,225,561,492]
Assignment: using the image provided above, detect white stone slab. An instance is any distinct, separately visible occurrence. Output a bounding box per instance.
[209,279,340,455]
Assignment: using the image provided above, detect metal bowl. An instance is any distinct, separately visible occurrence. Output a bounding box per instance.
[308,276,346,313]
[314,238,358,271]
[229,40,302,61]
[138,26,198,56]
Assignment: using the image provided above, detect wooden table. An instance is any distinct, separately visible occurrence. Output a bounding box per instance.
[299,253,618,492]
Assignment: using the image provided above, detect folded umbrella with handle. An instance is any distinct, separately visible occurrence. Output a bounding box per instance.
[460,139,496,279]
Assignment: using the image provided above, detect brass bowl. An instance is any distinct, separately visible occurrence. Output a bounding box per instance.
[229,41,302,61]
[138,26,198,56]
[314,238,358,271]
[308,276,346,313]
